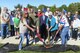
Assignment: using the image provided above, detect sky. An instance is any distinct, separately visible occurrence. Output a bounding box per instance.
[0,0,80,10]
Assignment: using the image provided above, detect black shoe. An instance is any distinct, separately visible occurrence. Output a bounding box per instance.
[15,37,20,39]
[2,36,6,39]
[43,42,46,46]
[26,44,29,46]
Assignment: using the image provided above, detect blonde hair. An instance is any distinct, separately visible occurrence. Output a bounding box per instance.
[21,12,27,23]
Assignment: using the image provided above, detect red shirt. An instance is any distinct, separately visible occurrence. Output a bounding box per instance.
[37,12,42,18]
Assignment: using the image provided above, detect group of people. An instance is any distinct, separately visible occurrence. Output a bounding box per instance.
[0,7,80,50]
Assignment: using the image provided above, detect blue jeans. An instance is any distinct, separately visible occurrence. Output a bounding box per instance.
[0,31,1,36]
[1,24,8,38]
[60,26,69,45]
[19,33,30,50]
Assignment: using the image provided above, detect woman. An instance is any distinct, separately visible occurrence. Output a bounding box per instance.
[46,12,58,43]
[18,12,34,50]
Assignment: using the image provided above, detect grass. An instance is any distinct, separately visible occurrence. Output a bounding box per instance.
[0,43,3,48]
[9,50,80,53]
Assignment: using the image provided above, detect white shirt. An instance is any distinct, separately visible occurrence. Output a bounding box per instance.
[73,19,80,28]
[19,19,27,33]
[1,13,9,24]
[45,11,52,17]
[54,16,58,24]
[62,15,69,27]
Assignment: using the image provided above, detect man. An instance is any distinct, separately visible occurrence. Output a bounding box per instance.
[37,9,42,18]
[29,8,36,42]
[53,11,60,41]
[1,7,10,39]
[39,11,48,41]
[67,12,73,39]
[10,11,15,36]
[74,11,80,20]
[72,15,80,40]
[29,8,36,26]
[67,12,73,26]
[0,14,1,37]
[45,8,52,17]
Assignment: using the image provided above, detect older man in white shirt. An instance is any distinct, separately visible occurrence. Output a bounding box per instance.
[72,15,80,40]
[1,7,10,39]
[45,8,52,17]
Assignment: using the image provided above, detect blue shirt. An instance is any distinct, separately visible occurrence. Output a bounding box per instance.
[43,15,45,20]
[10,15,14,25]
[46,16,58,32]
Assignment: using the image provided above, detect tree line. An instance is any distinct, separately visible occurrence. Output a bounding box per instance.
[0,2,80,14]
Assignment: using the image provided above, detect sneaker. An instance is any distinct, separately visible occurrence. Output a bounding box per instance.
[19,49,21,51]
[43,42,46,47]
[15,36,20,39]
[42,39,44,42]
[2,36,6,39]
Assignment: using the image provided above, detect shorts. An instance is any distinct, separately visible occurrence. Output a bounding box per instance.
[15,28,19,32]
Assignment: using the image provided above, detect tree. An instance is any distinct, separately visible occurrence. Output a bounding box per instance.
[59,4,68,11]
[27,4,33,8]
[67,3,80,13]
[33,6,38,12]
[27,4,38,12]
[0,7,1,14]
[76,2,80,14]
[14,4,22,11]
[38,5,48,11]
[77,3,80,15]
[50,5,56,12]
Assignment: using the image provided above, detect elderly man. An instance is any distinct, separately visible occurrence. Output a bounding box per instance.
[1,7,10,39]
[72,15,80,40]
[45,8,52,17]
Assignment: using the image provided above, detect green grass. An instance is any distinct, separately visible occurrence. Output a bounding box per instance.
[0,44,3,47]
[9,50,80,53]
